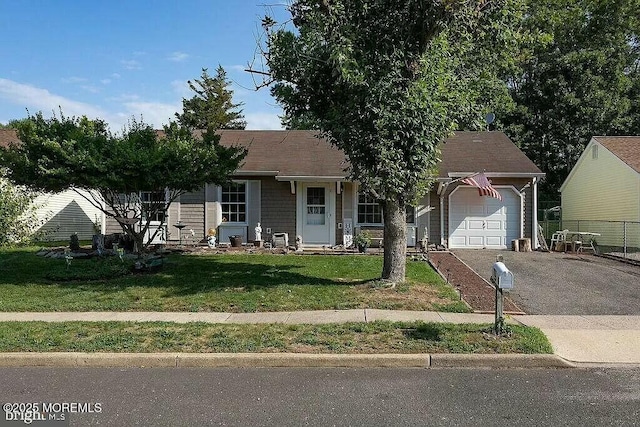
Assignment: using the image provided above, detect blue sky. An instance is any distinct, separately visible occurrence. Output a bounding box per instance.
[0,1,291,131]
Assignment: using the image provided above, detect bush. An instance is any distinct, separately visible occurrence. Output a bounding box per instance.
[0,172,41,246]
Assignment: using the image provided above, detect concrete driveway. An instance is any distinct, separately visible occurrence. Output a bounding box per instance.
[452,249,640,315]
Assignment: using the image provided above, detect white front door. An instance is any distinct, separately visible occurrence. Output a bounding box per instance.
[299,183,335,245]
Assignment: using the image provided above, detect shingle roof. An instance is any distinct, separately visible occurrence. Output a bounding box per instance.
[218,130,348,178]
[593,136,640,174]
[0,129,19,149]
[437,131,543,178]
[2,128,542,179]
[220,130,542,179]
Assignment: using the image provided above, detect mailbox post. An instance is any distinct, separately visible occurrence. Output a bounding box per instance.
[491,261,514,335]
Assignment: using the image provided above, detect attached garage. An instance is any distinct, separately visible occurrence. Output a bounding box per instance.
[448,187,521,249]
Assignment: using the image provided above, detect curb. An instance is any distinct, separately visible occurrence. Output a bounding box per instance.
[0,352,575,369]
[429,354,575,369]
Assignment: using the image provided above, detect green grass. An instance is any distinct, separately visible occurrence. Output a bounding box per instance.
[0,247,469,313]
[0,321,552,354]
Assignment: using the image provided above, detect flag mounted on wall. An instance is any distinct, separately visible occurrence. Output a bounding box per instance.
[461,173,502,201]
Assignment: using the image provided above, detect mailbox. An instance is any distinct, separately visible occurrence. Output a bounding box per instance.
[491,262,514,290]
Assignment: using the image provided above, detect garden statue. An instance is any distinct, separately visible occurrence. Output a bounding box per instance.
[207,228,217,248]
[295,235,303,251]
[255,222,262,242]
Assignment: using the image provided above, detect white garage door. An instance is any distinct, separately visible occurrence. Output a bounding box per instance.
[448,187,520,249]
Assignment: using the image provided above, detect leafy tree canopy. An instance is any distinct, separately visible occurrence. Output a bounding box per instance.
[0,112,246,251]
[263,0,525,281]
[499,0,640,197]
[176,66,247,130]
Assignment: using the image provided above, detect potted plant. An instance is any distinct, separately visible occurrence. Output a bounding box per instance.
[354,230,372,253]
[229,235,243,247]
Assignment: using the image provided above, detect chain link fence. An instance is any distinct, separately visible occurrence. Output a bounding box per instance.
[539,219,640,262]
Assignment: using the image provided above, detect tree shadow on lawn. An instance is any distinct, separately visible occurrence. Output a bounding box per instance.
[29,257,372,296]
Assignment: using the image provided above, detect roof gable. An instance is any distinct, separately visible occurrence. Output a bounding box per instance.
[437,131,543,177]
[218,130,348,178]
[593,136,640,174]
[0,129,19,149]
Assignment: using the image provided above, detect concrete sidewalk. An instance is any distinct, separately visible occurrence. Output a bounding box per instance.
[511,314,640,366]
[1,310,639,367]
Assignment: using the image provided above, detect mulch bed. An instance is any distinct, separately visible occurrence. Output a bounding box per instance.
[428,251,524,314]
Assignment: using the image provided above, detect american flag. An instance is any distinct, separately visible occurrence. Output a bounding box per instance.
[461,173,502,201]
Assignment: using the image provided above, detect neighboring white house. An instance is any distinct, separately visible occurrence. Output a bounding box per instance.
[560,136,640,248]
[1,129,106,242]
[33,189,105,241]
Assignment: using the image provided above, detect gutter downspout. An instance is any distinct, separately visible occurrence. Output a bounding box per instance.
[440,194,445,246]
[532,177,539,249]
[437,181,449,247]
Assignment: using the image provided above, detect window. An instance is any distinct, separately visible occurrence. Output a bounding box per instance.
[406,206,415,224]
[357,192,416,225]
[140,191,166,222]
[306,187,326,225]
[358,193,383,224]
[221,182,246,223]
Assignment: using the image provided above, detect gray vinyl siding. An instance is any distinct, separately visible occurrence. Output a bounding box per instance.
[178,188,205,242]
[247,180,262,241]
[261,178,296,240]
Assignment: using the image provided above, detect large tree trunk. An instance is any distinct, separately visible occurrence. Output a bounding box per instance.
[382,198,406,282]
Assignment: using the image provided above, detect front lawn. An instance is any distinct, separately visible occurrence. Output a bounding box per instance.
[0,321,551,354]
[0,247,469,313]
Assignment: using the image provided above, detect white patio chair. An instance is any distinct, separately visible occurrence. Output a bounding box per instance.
[550,230,567,251]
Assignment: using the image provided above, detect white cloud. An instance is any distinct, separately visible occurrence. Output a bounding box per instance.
[100,79,111,85]
[111,73,121,79]
[107,93,140,102]
[171,80,191,98]
[227,64,248,73]
[123,101,180,129]
[81,85,100,94]
[0,78,107,119]
[244,112,283,130]
[121,59,141,70]
[167,51,189,62]
[61,76,88,84]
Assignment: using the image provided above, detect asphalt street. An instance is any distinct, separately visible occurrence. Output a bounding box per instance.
[1,367,639,426]
[453,249,640,315]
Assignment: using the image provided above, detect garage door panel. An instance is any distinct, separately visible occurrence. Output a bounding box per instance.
[468,220,484,230]
[486,236,503,246]
[485,220,502,230]
[449,187,521,249]
[449,236,466,246]
[468,236,484,246]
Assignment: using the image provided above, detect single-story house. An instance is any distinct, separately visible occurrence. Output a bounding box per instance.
[0,129,105,241]
[102,130,543,250]
[560,136,640,248]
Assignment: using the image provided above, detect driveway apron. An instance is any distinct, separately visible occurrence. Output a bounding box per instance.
[452,249,640,315]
